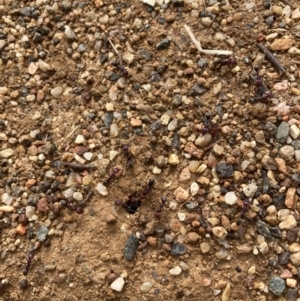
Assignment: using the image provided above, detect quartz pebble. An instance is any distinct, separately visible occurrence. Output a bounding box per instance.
[169,266,182,275]
[224,191,237,205]
[140,282,152,293]
[110,277,125,292]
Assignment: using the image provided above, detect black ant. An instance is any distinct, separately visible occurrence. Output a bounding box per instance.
[154,196,167,220]
[122,144,134,168]
[213,57,237,68]
[200,113,219,136]
[114,179,155,214]
[111,51,130,78]
[23,252,35,276]
[103,166,122,186]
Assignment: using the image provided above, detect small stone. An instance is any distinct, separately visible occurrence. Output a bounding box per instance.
[37,198,49,213]
[169,154,179,165]
[269,276,286,296]
[202,278,212,286]
[216,162,233,178]
[38,59,51,72]
[140,282,153,293]
[105,214,116,224]
[124,234,139,261]
[221,283,231,301]
[190,182,199,196]
[290,124,300,139]
[110,277,125,292]
[286,278,297,288]
[200,242,210,253]
[280,269,293,278]
[224,191,237,205]
[213,144,224,155]
[276,122,289,142]
[15,224,27,235]
[36,225,49,242]
[174,187,189,203]
[274,158,287,173]
[201,17,213,27]
[179,168,191,182]
[156,38,170,50]
[195,134,212,147]
[279,215,297,230]
[51,87,63,98]
[279,145,295,161]
[272,6,283,15]
[169,266,182,275]
[285,188,296,208]
[19,279,28,289]
[271,39,293,51]
[25,206,36,219]
[95,183,108,196]
[291,87,300,96]
[0,206,14,212]
[212,227,228,239]
[75,135,85,145]
[130,118,142,127]
[110,124,119,137]
[170,242,186,256]
[292,8,300,20]
[0,148,14,158]
[187,232,199,244]
[108,85,118,101]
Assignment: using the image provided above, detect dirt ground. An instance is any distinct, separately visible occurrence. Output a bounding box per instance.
[0,0,300,300]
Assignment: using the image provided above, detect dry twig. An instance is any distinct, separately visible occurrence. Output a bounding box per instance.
[257,43,286,75]
[184,24,233,56]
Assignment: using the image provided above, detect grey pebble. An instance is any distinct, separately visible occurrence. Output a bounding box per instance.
[287,289,297,301]
[185,201,198,210]
[188,83,208,96]
[139,49,153,61]
[36,225,49,242]
[102,112,113,128]
[149,121,161,133]
[156,38,170,50]
[216,162,233,178]
[124,234,139,261]
[269,276,285,296]
[19,7,31,17]
[256,220,274,240]
[171,132,180,150]
[170,242,186,256]
[265,121,277,136]
[275,122,289,143]
[278,251,291,265]
[268,226,282,238]
[77,44,86,54]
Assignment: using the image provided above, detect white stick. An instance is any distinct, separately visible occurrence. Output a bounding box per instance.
[107,38,119,56]
[184,24,233,56]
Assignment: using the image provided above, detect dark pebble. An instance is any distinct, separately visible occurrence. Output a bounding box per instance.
[269,257,277,267]
[268,226,282,238]
[124,234,139,261]
[272,194,285,209]
[149,121,161,133]
[33,32,43,42]
[19,279,28,289]
[278,251,291,265]
[161,276,169,285]
[287,289,297,301]
[150,71,161,82]
[286,228,298,242]
[291,174,300,184]
[19,7,31,17]
[100,53,108,63]
[101,112,113,128]
[188,83,208,96]
[216,162,234,178]
[170,242,186,256]
[139,49,153,61]
[269,276,285,296]
[171,131,180,150]
[172,94,182,107]
[77,44,86,53]
[265,121,277,135]
[156,38,170,50]
[256,220,274,240]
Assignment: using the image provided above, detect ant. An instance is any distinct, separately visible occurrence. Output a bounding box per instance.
[213,57,237,68]
[114,179,155,214]
[111,51,130,78]
[200,113,219,136]
[23,252,35,276]
[154,196,167,220]
[122,144,134,168]
[103,166,122,186]
[249,67,273,103]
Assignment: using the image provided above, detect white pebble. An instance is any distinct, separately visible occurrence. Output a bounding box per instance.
[83,152,93,161]
[190,182,199,196]
[75,135,85,144]
[63,188,75,199]
[169,201,178,210]
[110,277,125,292]
[224,191,238,205]
[96,183,108,196]
[73,192,83,201]
[169,266,182,275]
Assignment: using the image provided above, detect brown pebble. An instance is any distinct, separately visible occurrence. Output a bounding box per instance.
[165,14,176,23]
[187,232,199,244]
[52,202,62,215]
[163,243,171,252]
[26,179,36,187]
[287,228,298,242]
[0,206,14,213]
[37,198,49,213]
[106,214,117,224]
[106,272,119,284]
[147,236,157,246]
[202,278,212,286]
[285,188,296,208]
[191,220,200,228]
[15,224,27,235]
